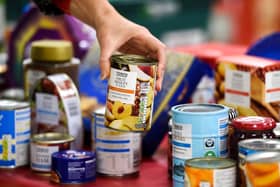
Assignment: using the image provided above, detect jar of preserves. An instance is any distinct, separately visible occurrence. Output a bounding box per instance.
[23,40,80,100]
[229,116,276,161]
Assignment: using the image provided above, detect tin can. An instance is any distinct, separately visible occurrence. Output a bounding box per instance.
[30,132,74,173]
[185,157,236,187]
[243,152,280,187]
[51,150,96,184]
[92,107,141,177]
[171,103,229,187]
[0,100,30,168]
[238,138,280,187]
[168,118,173,179]
[105,54,157,132]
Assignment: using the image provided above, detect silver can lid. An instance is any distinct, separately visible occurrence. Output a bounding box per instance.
[246,151,280,163]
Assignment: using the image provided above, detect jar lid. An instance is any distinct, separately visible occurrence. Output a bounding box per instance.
[232,116,276,131]
[31,40,73,62]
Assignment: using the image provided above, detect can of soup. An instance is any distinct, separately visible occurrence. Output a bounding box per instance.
[30,132,74,173]
[243,152,280,187]
[92,107,142,177]
[51,150,96,184]
[0,100,30,168]
[171,103,229,187]
[105,54,157,132]
[185,157,236,187]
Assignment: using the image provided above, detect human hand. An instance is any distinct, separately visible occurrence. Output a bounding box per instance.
[96,15,166,92]
[70,0,166,91]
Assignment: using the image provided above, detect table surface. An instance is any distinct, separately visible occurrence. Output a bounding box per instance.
[0,136,172,187]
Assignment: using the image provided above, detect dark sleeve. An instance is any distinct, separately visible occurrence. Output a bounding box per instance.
[32,0,64,15]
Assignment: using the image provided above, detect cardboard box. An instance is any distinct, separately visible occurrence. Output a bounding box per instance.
[215,55,280,121]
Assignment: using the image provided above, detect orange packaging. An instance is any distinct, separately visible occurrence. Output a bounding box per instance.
[215,55,280,120]
[242,152,280,187]
[185,157,236,187]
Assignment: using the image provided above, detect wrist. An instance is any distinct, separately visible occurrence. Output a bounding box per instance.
[70,0,118,29]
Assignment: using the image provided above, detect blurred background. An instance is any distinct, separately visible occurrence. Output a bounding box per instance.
[2,0,280,91]
[3,0,280,47]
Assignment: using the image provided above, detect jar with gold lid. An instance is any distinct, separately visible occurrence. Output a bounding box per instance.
[23,40,80,100]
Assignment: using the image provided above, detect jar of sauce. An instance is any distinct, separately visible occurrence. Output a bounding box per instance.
[23,40,80,100]
[229,116,276,161]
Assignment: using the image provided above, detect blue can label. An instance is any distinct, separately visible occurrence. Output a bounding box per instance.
[51,150,96,184]
[171,104,229,187]
[0,107,30,167]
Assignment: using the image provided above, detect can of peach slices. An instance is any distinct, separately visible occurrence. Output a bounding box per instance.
[105,54,157,132]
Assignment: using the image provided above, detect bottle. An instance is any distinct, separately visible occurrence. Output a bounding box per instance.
[23,40,80,100]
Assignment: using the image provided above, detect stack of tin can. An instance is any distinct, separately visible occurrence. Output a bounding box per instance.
[170,102,280,187]
[91,54,157,177]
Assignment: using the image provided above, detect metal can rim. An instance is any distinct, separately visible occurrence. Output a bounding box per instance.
[0,100,29,110]
[185,157,236,169]
[245,151,280,163]
[31,132,75,145]
[172,103,228,115]
[110,54,157,66]
[52,150,95,160]
[238,138,280,151]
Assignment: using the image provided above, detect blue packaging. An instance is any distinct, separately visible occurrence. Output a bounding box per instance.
[142,51,212,157]
[171,103,229,187]
[0,100,30,168]
[246,32,280,60]
[51,150,96,184]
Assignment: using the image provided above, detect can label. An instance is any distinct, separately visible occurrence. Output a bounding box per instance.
[51,150,96,184]
[0,106,30,167]
[172,104,229,187]
[32,74,82,149]
[93,108,141,175]
[31,143,59,172]
[243,162,280,187]
[185,166,236,187]
[25,69,46,98]
[105,59,156,132]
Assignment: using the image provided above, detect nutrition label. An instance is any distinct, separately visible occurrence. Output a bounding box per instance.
[95,114,141,175]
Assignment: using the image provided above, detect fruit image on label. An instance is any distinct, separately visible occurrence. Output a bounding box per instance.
[105,60,156,132]
[245,162,280,187]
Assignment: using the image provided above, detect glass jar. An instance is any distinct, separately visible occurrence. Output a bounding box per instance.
[229,116,276,161]
[23,40,80,100]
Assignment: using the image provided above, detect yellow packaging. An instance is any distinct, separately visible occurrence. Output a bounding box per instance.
[215,55,280,120]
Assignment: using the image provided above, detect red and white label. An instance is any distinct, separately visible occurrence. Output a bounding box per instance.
[225,69,250,107]
[265,71,280,102]
[108,68,137,104]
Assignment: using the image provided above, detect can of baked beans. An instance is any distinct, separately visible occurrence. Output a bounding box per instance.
[92,107,142,177]
[105,54,157,132]
[185,157,236,187]
[30,132,74,173]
